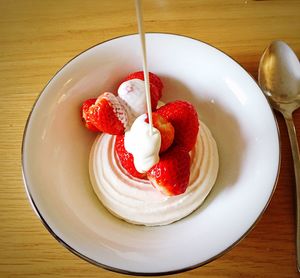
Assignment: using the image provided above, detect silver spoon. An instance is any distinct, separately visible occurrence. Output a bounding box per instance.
[258,40,300,271]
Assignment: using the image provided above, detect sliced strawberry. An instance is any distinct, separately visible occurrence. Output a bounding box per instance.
[88,92,128,135]
[81,98,99,132]
[147,146,190,196]
[124,71,163,99]
[145,112,174,153]
[115,135,146,179]
[157,101,199,152]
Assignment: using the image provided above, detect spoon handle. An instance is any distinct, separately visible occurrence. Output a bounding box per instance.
[285,116,300,272]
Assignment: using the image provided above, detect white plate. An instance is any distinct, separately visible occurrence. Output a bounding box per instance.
[22,33,280,275]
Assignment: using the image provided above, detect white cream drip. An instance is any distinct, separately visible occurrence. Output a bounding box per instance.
[124,114,161,173]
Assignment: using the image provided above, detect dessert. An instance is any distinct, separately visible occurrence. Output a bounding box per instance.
[81,71,219,226]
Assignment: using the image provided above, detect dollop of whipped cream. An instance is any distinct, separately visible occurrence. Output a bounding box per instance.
[124,114,161,173]
[118,79,147,117]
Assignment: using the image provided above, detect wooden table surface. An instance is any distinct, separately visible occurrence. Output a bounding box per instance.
[1,0,300,277]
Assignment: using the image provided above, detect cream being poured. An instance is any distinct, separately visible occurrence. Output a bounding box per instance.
[121,0,161,174]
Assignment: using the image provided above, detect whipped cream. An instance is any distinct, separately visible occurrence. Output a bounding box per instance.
[124,114,161,173]
[118,79,147,117]
[89,121,219,226]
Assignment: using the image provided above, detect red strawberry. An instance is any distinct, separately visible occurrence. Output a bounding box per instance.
[81,98,99,132]
[157,101,199,152]
[145,112,174,153]
[88,92,128,135]
[147,146,190,196]
[115,135,146,179]
[124,71,163,99]
[149,82,160,111]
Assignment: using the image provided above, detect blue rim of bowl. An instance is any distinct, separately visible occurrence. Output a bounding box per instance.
[21,32,281,276]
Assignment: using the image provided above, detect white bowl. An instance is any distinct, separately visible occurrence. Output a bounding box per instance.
[22,33,280,275]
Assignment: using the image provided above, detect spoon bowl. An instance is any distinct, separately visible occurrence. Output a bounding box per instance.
[258,40,300,271]
[259,40,300,115]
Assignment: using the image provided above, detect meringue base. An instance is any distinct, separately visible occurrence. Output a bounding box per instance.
[89,121,219,226]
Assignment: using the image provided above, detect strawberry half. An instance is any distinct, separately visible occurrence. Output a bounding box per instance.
[157,101,199,152]
[81,98,99,132]
[88,92,128,135]
[145,112,174,153]
[124,71,163,99]
[147,146,190,196]
[115,135,146,179]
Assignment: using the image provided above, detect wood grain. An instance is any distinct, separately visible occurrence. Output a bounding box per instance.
[1,0,300,277]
